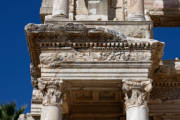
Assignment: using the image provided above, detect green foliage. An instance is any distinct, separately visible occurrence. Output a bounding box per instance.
[0,102,26,120]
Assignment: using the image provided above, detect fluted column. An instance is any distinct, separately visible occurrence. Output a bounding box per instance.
[38,80,63,120]
[122,79,152,120]
[127,0,145,21]
[52,0,68,17]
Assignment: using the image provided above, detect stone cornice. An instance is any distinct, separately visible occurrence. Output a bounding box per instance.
[25,23,164,78]
[25,23,163,50]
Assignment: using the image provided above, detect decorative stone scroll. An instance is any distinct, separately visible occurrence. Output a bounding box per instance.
[122,79,152,109]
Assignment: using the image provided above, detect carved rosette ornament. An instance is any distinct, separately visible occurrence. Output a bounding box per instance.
[122,79,152,109]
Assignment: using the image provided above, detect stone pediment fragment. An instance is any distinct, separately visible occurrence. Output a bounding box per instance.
[25,23,127,42]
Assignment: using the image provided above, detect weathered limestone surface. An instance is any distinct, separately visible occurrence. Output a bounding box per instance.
[127,0,145,21]
[24,23,167,120]
[52,0,68,17]
[18,114,35,120]
[123,79,152,120]
[38,79,63,120]
[75,0,108,20]
[40,0,180,26]
[24,1,180,120]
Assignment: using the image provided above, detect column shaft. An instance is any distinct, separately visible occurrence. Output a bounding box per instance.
[52,0,68,17]
[127,105,149,120]
[38,80,63,120]
[127,0,145,21]
[41,106,62,120]
[123,79,152,120]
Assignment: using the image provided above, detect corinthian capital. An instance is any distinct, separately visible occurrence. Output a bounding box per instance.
[37,78,65,106]
[43,84,62,106]
[122,79,152,109]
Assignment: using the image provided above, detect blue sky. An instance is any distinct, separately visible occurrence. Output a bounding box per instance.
[0,0,179,113]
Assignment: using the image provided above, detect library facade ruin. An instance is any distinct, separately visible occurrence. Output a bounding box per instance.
[19,0,180,120]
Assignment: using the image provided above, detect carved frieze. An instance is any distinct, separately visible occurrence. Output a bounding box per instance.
[39,50,151,67]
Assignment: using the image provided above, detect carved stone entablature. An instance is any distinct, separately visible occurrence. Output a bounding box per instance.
[122,79,152,109]
[39,50,151,68]
[25,23,164,73]
[25,23,160,46]
[37,78,65,106]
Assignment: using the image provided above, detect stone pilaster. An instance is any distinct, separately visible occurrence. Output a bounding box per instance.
[30,64,40,89]
[122,79,152,120]
[52,0,68,17]
[127,0,145,21]
[38,79,64,120]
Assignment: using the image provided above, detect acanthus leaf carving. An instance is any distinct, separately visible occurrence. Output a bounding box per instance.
[37,78,65,106]
[122,79,152,109]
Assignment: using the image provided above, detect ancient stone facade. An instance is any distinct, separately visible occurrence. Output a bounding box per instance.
[22,0,180,120]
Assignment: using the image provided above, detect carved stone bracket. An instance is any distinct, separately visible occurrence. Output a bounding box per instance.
[122,79,152,109]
